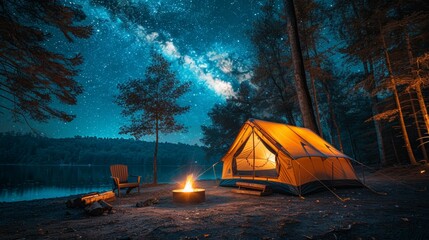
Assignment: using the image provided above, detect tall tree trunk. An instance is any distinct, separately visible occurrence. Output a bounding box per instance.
[405,30,429,134]
[379,23,417,165]
[371,97,387,165]
[304,45,323,137]
[324,84,343,152]
[404,30,428,160]
[351,1,386,164]
[284,0,319,133]
[415,84,429,134]
[310,38,324,138]
[364,59,387,165]
[409,92,428,160]
[153,119,159,184]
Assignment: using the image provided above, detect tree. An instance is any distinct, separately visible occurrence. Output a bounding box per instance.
[329,0,429,165]
[0,0,92,123]
[283,0,319,133]
[201,82,256,156]
[115,51,191,184]
[328,1,389,166]
[415,54,429,134]
[250,0,297,125]
[296,0,324,136]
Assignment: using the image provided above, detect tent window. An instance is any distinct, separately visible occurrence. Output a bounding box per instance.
[232,132,278,178]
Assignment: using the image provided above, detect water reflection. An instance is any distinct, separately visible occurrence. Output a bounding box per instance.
[0,164,221,202]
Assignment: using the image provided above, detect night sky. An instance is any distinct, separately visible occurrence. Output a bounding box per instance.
[1,0,267,145]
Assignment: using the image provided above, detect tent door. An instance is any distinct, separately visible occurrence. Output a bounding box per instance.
[232,131,278,178]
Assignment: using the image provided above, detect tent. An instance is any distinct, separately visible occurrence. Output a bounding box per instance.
[220,119,361,195]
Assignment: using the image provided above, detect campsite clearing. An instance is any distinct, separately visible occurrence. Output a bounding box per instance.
[0,165,428,240]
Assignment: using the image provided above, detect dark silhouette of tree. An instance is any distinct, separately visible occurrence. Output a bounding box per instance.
[0,132,208,169]
[328,0,429,165]
[0,1,92,123]
[250,0,297,125]
[284,0,319,133]
[328,0,388,165]
[415,54,429,133]
[201,82,256,156]
[115,51,191,184]
[295,0,330,137]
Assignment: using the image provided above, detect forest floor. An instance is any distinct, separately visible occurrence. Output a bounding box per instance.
[1,165,429,240]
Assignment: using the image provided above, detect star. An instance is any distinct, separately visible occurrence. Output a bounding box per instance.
[0,0,263,145]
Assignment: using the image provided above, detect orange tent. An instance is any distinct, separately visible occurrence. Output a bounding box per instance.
[220,119,361,195]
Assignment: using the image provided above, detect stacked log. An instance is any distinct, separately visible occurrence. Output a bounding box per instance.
[81,191,115,205]
[66,191,115,216]
[85,200,113,216]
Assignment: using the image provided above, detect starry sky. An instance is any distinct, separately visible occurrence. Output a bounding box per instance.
[1,0,267,145]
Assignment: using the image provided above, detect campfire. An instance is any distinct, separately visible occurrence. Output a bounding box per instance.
[172,174,205,204]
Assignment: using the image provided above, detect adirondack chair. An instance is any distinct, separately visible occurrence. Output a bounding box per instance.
[110,164,141,197]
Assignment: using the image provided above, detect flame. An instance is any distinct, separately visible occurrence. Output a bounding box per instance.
[183,174,194,192]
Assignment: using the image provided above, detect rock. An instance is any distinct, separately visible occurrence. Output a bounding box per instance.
[136,198,159,208]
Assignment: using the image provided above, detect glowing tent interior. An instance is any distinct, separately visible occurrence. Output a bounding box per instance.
[220,119,362,195]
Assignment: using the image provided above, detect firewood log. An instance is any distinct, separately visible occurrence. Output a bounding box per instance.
[98,200,113,212]
[85,202,105,216]
[81,191,115,206]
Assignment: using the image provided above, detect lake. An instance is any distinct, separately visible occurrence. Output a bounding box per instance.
[0,164,222,202]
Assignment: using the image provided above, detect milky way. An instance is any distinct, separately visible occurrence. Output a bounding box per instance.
[0,0,264,145]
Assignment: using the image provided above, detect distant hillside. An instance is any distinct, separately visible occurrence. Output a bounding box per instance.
[0,132,216,166]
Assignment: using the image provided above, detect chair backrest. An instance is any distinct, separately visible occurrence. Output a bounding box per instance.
[110,164,129,183]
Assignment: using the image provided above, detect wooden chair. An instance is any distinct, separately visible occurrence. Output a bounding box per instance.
[110,164,141,197]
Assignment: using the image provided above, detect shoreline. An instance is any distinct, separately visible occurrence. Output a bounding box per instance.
[1,166,428,239]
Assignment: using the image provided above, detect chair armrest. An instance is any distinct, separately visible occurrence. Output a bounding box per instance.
[111,176,120,186]
[129,175,141,184]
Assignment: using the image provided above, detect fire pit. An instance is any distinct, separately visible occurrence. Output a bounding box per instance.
[172,175,205,204]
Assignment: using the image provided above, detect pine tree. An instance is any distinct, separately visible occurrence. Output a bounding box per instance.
[0,0,92,123]
[115,51,191,184]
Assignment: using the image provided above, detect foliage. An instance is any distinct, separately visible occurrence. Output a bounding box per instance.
[201,0,429,165]
[201,82,257,156]
[115,51,191,139]
[115,51,191,183]
[0,132,208,166]
[0,0,92,123]
[249,0,297,125]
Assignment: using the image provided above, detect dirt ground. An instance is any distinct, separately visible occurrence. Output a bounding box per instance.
[1,165,428,240]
